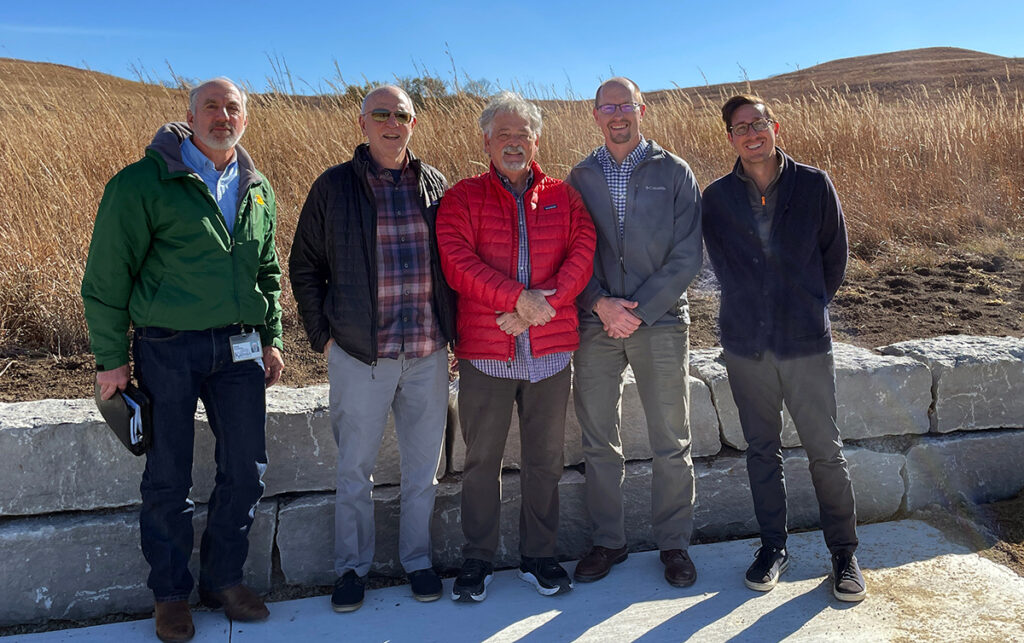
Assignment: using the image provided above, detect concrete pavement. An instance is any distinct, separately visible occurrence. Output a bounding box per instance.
[14,520,1024,642]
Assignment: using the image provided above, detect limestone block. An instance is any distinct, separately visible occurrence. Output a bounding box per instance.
[831,343,932,439]
[0,385,444,516]
[0,501,276,626]
[0,399,145,515]
[194,384,451,502]
[690,344,932,450]
[881,335,1024,432]
[782,446,906,526]
[277,471,590,584]
[447,371,719,473]
[689,348,799,450]
[688,447,904,543]
[905,429,1024,510]
[277,484,465,585]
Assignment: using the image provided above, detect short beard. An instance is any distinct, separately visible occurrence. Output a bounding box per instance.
[196,127,244,151]
[501,145,527,171]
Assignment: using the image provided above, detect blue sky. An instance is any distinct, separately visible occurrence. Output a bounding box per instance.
[2,1,1022,96]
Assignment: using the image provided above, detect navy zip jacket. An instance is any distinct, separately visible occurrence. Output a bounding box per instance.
[702,149,848,359]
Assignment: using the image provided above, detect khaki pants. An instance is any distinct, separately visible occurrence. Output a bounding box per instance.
[573,323,695,551]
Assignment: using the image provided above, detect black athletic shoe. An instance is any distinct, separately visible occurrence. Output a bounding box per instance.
[518,556,573,596]
[451,558,493,603]
[744,545,789,592]
[832,552,867,602]
[408,568,442,602]
[331,570,366,613]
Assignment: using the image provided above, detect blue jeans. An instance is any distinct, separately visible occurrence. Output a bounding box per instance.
[133,325,268,602]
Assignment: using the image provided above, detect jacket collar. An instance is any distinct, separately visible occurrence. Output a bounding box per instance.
[146,122,262,190]
[487,159,547,191]
[577,138,666,172]
[729,147,796,208]
[352,142,422,176]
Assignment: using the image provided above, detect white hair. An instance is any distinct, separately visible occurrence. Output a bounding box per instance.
[478,91,542,137]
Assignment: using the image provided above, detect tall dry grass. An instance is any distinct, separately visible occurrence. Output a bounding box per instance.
[0,67,1021,354]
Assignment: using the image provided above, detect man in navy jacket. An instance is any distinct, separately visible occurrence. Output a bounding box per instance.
[702,94,866,602]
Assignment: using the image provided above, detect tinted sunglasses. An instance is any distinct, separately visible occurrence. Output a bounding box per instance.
[365,109,413,124]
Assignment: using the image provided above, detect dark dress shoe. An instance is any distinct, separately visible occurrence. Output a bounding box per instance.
[154,600,194,642]
[199,583,270,622]
[574,545,628,582]
[660,549,697,587]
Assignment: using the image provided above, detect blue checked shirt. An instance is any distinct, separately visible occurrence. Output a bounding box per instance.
[596,137,649,238]
[469,170,571,383]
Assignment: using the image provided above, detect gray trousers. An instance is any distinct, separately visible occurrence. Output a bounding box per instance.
[722,348,858,555]
[328,346,448,577]
[458,361,570,561]
[573,323,695,551]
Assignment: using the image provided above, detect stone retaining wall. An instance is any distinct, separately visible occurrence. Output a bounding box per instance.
[1,335,1022,626]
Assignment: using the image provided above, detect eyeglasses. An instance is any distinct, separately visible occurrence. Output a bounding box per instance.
[364,109,413,124]
[728,118,773,136]
[596,103,641,115]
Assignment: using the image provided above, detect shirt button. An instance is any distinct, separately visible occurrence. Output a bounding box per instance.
[752,258,760,264]
[403,263,409,268]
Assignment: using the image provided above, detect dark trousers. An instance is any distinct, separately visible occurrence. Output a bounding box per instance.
[458,361,570,561]
[723,349,858,555]
[134,325,267,602]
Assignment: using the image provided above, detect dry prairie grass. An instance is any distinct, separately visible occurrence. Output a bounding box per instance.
[0,59,1022,355]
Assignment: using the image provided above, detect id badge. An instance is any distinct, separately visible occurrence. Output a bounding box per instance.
[229,331,262,362]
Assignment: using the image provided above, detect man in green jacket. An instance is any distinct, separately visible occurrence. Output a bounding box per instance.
[81,77,283,642]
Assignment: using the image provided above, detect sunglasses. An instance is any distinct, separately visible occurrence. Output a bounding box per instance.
[364,109,413,124]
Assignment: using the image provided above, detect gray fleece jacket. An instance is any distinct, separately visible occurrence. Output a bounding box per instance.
[566,140,703,327]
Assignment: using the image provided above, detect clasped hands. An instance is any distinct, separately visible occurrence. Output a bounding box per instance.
[497,288,556,336]
[594,296,642,339]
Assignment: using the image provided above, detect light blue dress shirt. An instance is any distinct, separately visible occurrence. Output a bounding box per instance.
[180,138,240,234]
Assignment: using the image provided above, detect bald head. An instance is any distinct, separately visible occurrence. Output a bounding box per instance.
[595,77,643,109]
[361,85,415,117]
[189,77,247,116]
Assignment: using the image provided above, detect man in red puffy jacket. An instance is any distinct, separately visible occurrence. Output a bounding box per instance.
[437,91,596,603]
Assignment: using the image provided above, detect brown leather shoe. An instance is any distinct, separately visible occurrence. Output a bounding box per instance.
[154,600,194,642]
[574,545,628,582]
[660,549,697,587]
[199,584,270,622]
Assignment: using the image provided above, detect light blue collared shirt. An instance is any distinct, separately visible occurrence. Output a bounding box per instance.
[180,138,240,234]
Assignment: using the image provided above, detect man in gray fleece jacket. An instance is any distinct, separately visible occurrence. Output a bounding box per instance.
[566,77,703,589]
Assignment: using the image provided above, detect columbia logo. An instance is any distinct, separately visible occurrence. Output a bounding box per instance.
[645,186,667,191]
[543,204,558,210]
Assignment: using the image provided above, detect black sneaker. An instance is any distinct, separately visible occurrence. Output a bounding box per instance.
[745,545,789,592]
[408,568,442,602]
[331,570,366,613]
[518,556,573,596]
[451,558,493,603]
[832,552,867,602]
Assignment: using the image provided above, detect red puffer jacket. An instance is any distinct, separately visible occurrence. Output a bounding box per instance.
[437,162,596,360]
